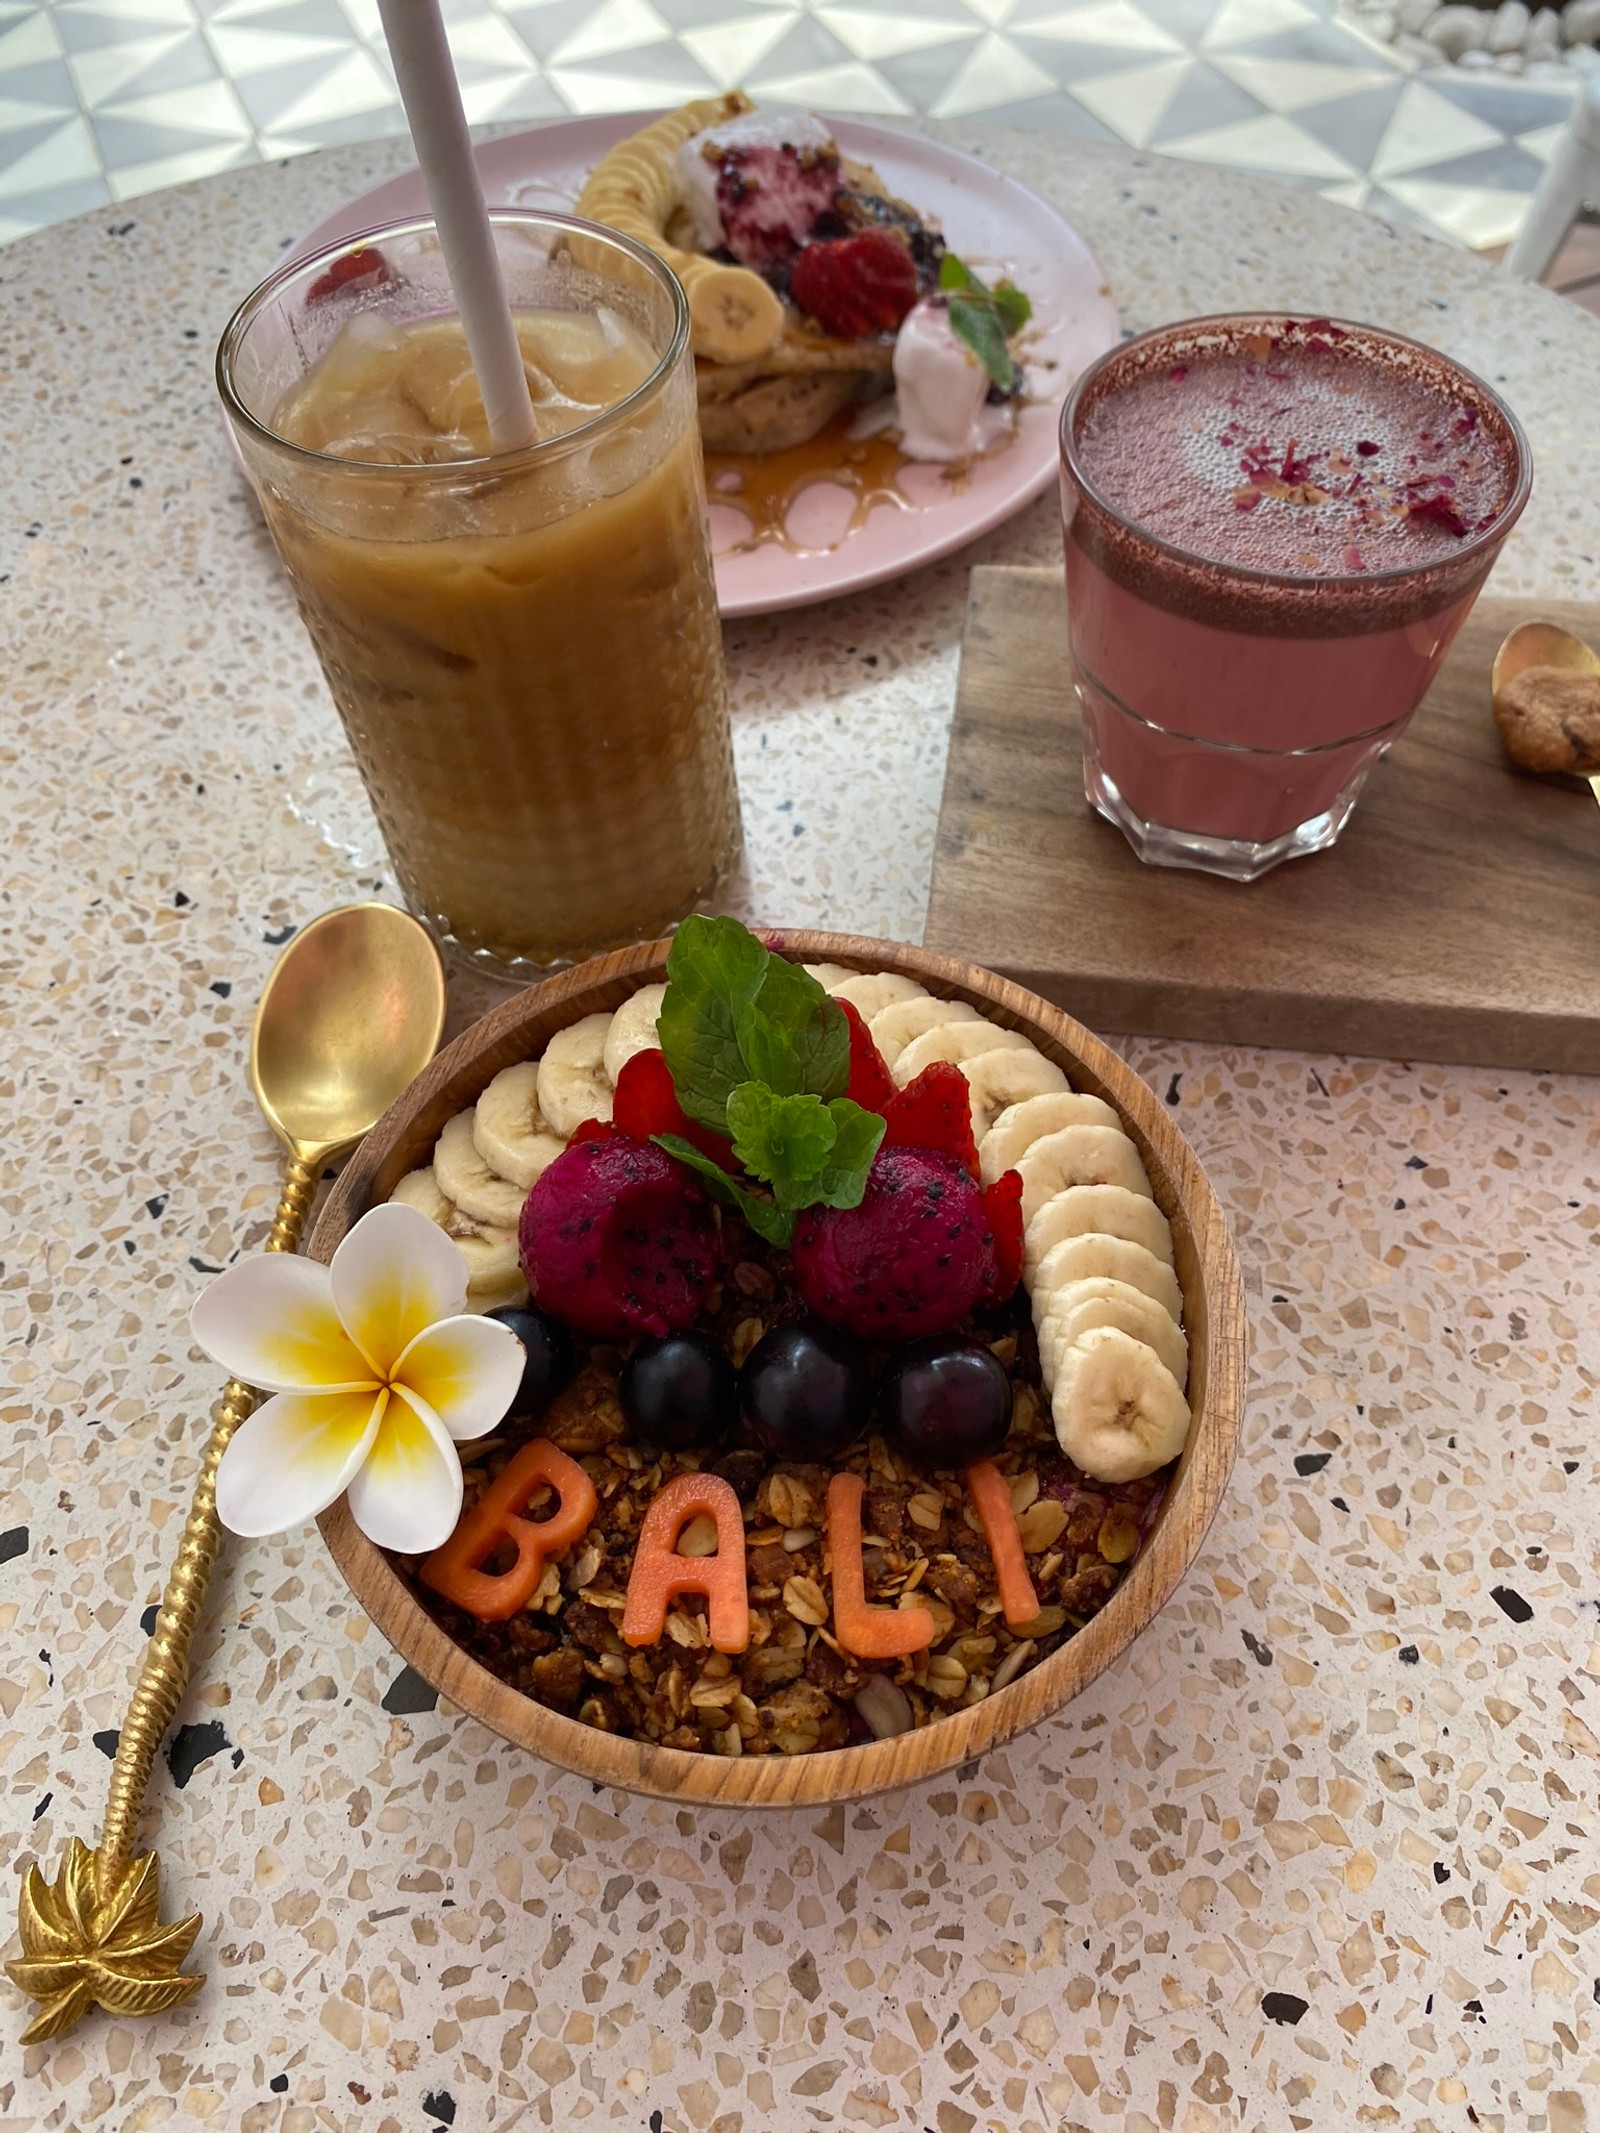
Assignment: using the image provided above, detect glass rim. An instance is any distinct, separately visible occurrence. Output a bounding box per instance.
[215,207,691,479]
[1058,310,1533,596]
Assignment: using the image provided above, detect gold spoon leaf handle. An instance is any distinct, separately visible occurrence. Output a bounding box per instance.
[9,1152,321,2046]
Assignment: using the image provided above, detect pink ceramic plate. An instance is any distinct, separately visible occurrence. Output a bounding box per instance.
[290,114,1120,618]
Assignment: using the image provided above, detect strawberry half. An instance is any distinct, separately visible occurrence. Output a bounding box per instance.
[790,231,918,340]
[882,1061,979,1179]
[979,1169,1025,1304]
[612,1048,739,1173]
[840,999,896,1116]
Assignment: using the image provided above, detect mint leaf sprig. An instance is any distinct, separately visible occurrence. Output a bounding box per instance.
[653,918,886,1248]
[940,254,1033,397]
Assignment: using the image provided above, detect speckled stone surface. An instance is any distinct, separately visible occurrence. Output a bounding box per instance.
[3,129,1600,2133]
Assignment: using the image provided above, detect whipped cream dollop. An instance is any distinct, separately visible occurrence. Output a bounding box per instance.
[675,108,838,256]
[892,298,1016,463]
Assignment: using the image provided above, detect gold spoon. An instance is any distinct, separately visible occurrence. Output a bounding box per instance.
[8,902,446,2046]
[1491,618,1600,804]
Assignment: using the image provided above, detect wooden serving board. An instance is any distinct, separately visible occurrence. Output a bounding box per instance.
[925,568,1600,1074]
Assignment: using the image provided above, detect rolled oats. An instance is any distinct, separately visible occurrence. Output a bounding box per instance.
[926,1654,968,1700]
[766,1473,816,1529]
[783,1575,829,1627]
[907,1490,944,1532]
[1017,1499,1068,1554]
[1008,1470,1040,1515]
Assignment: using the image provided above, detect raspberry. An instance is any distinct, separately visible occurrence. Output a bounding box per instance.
[518,1134,716,1340]
[882,1062,979,1179]
[980,1170,1024,1304]
[840,999,896,1115]
[612,1050,738,1173]
[791,1145,992,1343]
[790,232,919,340]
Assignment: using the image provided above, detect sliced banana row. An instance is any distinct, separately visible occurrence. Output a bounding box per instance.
[390,1166,527,1314]
[809,970,1193,1487]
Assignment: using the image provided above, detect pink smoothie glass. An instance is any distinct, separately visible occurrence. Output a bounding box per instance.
[1058,315,1531,881]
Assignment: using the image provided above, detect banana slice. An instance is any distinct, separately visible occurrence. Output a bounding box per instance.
[603,983,667,1085]
[1038,1276,1189,1390]
[803,962,856,991]
[537,1011,615,1139]
[1033,1233,1183,1324]
[836,971,927,1021]
[1025,1184,1174,1277]
[892,1020,1034,1089]
[1015,1125,1153,1226]
[980,1091,1123,1182]
[473,1061,566,1192]
[433,1108,527,1229]
[389,1166,523,1301]
[869,995,983,1070]
[964,1049,1070,1147]
[1052,1325,1190,1484]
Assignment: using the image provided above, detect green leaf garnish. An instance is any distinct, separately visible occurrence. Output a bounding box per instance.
[657,916,769,1132]
[940,252,1032,396]
[654,1132,795,1248]
[651,917,889,1232]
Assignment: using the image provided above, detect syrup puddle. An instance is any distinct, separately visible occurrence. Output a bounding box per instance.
[705,410,972,557]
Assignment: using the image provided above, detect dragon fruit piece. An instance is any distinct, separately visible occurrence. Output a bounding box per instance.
[791,1144,993,1343]
[518,1133,716,1341]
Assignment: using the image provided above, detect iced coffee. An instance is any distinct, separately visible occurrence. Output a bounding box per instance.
[219,215,739,975]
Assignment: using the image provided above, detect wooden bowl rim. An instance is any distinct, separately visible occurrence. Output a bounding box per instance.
[312,929,1246,1809]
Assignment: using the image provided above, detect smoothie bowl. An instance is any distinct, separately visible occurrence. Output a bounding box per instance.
[307,927,1246,1807]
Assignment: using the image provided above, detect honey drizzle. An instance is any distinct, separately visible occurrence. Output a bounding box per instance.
[705,411,969,556]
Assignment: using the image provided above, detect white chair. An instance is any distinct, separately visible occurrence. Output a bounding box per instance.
[1506,70,1600,280]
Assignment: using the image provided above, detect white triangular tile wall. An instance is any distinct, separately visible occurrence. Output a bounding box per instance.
[0,0,1581,256]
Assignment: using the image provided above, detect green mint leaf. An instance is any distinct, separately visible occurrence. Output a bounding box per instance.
[948,291,1020,395]
[657,915,770,1132]
[809,1098,887,1211]
[940,253,976,294]
[736,956,850,1102]
[653,1133,795,1247]
[726,1083,837,1188]
[993,279,1032,335]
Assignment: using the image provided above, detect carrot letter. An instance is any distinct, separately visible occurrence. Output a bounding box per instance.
[827,1471,935,1661]
[966,1459,1041,1630]
[621,1472,749,1654]
[421,1437,598,1623]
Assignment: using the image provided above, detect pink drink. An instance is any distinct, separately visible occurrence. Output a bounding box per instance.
[1059,316,1530,879]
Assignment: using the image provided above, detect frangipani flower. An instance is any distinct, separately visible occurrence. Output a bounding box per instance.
[193,1203,525,1553]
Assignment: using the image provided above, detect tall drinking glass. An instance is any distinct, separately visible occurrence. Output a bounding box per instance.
[1059,315,1531,881]
[219,212,741,976]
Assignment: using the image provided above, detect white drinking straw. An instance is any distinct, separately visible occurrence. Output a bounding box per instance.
[375,0,537,452]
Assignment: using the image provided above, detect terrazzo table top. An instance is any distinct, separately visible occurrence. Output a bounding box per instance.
[3,123,1599,2133]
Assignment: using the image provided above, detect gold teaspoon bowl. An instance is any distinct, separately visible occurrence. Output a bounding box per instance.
[8,902,446,2046]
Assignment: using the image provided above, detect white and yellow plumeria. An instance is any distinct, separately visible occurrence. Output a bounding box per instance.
[192,1203,526,1554]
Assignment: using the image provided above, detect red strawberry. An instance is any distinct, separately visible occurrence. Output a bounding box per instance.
[840,999,896,1115]
[980,1169,1024,1304]
[791,232,918,340]
[306,245,394,305]
[882,1061,979,1179]
[568,1117,621,1146]
[612,1049,739,1173]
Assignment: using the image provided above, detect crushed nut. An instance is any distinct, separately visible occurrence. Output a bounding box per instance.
[782,1526,818,1553]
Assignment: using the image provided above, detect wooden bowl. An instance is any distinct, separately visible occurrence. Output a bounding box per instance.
[311,931,1246,1808]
